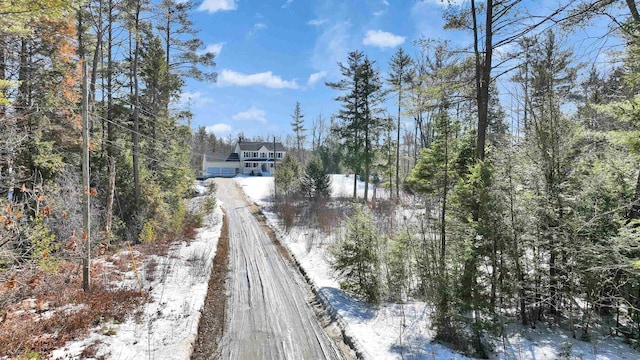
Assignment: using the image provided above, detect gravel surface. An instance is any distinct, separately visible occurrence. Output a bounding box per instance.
[214,178,343,360]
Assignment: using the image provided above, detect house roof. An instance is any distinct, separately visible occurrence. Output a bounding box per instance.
[226,153,240,161]
[237,141,285,151]
[204,153,241,162]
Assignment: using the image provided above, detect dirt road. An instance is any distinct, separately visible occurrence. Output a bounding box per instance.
[215,178,342,360]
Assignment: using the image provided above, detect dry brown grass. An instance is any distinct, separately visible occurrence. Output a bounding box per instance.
[0,194,213,359]
[315,204,344,235]
[0,261,146,358]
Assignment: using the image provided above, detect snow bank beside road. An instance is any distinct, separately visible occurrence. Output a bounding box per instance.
[51,197,223,360]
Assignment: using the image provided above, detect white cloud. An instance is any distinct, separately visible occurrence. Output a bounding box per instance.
[307,71,327,86]
[175,91,214,109]
[232,106,267,123]
[205,123,232,134]
[203,42,224,55]
[217,69,299,89]
[374,0,388,16]
[198,0,237,13]
[248,22,267,37]
[282,0,293,8]
[362,29,405,48]
[308,18,328,26]
[311,20,353,74]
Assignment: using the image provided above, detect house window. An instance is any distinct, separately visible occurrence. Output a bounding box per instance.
[245,163,251,167]
[269,152,273,158]
[243,152,249,158]
[253,163,258,168]
[277,152,282,158]
[260,152,266,158]
[270,163,273,168]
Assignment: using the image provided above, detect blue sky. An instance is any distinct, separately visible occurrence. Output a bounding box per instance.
[179,0,622,141]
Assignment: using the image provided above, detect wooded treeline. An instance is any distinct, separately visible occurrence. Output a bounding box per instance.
[273,1,640,357]
[0,0,215,270]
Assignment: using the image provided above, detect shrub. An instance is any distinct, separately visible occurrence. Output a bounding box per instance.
[274,153,302,201]
[30,219,59,273]
[138,221,156,244]
[203,196,216,213]
[301,157,331,201]
[330,205,381,304]
[170,201,187,237]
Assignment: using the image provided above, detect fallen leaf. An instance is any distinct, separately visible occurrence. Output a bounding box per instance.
[6,276,16,290]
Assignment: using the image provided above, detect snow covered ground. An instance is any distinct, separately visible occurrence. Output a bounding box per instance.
[46,174,640,360]
[236,174,640,360]
[50,196,223,360]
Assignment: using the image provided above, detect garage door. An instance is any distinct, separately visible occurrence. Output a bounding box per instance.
[206,167,237,177]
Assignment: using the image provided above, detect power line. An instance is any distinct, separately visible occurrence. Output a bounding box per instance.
[102,138,193,173]
[90,111,179,150]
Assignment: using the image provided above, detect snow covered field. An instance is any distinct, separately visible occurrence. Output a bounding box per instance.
[236,174,640,360]
[50,196,223,360]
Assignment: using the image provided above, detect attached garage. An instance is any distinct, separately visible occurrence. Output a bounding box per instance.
[201,153,240,178]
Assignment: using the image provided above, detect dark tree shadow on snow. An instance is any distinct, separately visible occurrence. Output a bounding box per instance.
[319,287,375,321]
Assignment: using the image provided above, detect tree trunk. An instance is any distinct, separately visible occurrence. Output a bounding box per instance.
[388,128,393,199]
[105,157,116,238]
[438,110,449,327]
[364,110,370,203]
[0,42,5,116]
[132,1,141,210]
[508,154,527,324]
[90,1,103,105]
[106,0,114,159]
[472,0,493,163]
[626,0,640,23]
[396,88,401,199]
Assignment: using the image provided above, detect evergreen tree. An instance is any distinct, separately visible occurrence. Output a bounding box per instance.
[156,0,216,82]
[331,205,382,304]
[326,51,387,202]
[274,153,302,202]
[290,101,307,163]
[326,51,365,199]
[528,29,579,316]
[387,47,413,199]
[300,157,331,201]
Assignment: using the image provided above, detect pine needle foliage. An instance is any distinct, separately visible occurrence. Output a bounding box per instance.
[331,205,382,304]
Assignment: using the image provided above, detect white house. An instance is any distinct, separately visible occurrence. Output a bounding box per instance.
[201,140,286,177]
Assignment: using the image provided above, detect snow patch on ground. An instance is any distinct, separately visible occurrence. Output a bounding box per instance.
[235,175,640,360]
[236,173,391,201]
[50,197,223,360]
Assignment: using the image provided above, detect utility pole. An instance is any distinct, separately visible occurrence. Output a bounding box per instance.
[82,59,91,292]
[273,136,277,199]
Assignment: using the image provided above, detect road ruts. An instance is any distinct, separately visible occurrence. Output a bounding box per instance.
[215,178,342,360]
